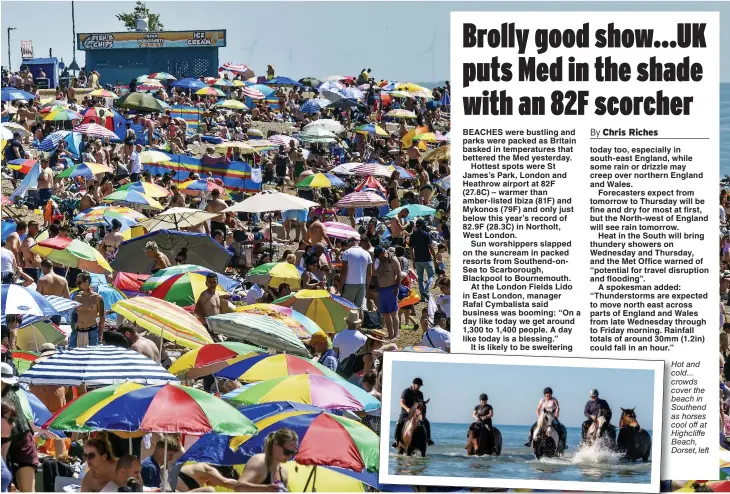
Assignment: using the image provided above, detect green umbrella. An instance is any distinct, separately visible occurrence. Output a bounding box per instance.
[115,92,167,113]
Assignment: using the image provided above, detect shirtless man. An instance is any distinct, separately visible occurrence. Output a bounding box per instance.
[98,219,125,262]
[389,208,410,247]
[169,185,186,208]
[195,273,231,326]
[20,221,42,282]
[78,187,97,211]
[5,220,25,265]
[80,437,118,493]
[304,215,332,248]
[37,259,70,298]
[205,188,228,235]
[120,325,161,362]
[72,272,105,347]
[38,158,55,206]
[144,241,171,274]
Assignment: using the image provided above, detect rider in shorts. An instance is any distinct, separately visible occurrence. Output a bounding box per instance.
[524,387,566,447]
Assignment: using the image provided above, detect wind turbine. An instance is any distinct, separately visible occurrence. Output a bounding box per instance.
[423,29,437,80]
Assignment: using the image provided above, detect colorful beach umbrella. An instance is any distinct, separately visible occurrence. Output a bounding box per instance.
[268,134,299,148]
[170,78,206,90]
[246,262,307,289]
[168,342,264,379]
[1,88,35,101]
[148,72,177,81]
[322,221,358,241]
[178,179,228,197]
[216,99,248,110]
[111,296,213,349]
[44,382,257,436]
[195,87,226,97]
[215,354,338,383]
[57,161,113,179]
[224,374,380,412]
[102,190,164,210]
[15,322,68,352]
[435,175,451,189]
[212,78,235,88]
[355,124,388,137]
[296,173,345,189]
[139,150,172,164]
[206,313,311,357]
[7,158,38,174]
[116,181,171,198]
[272,290,357,333]
[240,87,266,99]
[115,92,168,113]
[401,346,446,353]
[235,304,326,341]
[385,109,416,119]
[43,108,82,121]
[352,163,391,178]
[19,345,178,386]
[220,63,255,79]
[335,191,387,209]
[386,165,416,180]
[73,206,147,226]
[88,88,118,98]
[413,132,438,142]
[140,264,240,293]
[1,284,59,318]
[149,272,229,308]
[73,123,118,140]
[31,237,112,273]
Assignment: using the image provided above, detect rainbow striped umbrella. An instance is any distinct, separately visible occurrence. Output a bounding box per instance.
[355,124,388,137]
[73,206,147,226]
[111,296,213,349]
[215,354,338,383]
[149,272,229,308]
[57,162,113,179]
[12,350,38,375]
[296,173,345,189]
[235,304,325,340]
[73,123,118,140]
[216,99,248,110]
[43,108,82,121]
[168,342,265,379]
[335,191,387,209]
[102,190,164,210]
[273,290,357,334]
[224,374,380,412]
[44,382,257,436]
[246,262,306,289]
[212,78,235,88]
[195,87,226,97]
[116,181,171,198]
[7,158,37,174]
[88,88,117,98]
[229,404,378,472]
[140,264,240,293]
[31,237,112,273]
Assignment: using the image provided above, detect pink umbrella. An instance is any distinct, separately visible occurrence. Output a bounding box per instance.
[269,135,299,148]
[220,62,254,79]
[73,123,118,140]
[241,87,265,99]
[322,222,358,240]
[335,191,387,209]
[352,163,391,178]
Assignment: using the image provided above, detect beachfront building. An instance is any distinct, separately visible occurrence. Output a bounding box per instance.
[77,29,226,86]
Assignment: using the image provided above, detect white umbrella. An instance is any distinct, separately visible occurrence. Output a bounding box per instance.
[329,162,363,176]
[2,122,31,138]
[304,119,345,135]
[139,150,172,164]
[206,313,311,357]
[139,207,219,232]
[0,125,14,140]
[224,190,317,214]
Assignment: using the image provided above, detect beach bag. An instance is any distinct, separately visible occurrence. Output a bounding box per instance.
[362,311,382,329]
[336,353,358,379]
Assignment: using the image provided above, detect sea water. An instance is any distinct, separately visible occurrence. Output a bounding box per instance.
[388,423,652,484]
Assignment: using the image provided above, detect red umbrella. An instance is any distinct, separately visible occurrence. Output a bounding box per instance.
[355,176,386,194]
[335,191,387,209]
[114,272,151,296]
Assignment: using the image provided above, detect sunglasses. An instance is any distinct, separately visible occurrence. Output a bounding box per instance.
[279,445,297,456]
[2,414,15,425]
[85,452,97,460]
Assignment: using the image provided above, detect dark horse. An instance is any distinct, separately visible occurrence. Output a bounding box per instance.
[617,408,651,461]
[532,410,566,459]
[466,422,502,456]
[398,399,430,457]
[583,409,617,449]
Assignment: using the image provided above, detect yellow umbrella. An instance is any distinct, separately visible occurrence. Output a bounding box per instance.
[235,461,369,492]
[413,132,438,142]
[139,150,171,164]
[89,88,117,98]
[423,144,450,162]
[395,82,426,93]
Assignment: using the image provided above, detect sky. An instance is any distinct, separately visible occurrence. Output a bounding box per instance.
[389,360,656,428]
[1,1,728,82]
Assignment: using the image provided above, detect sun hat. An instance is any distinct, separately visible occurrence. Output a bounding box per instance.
[345,310,362,326]
[364,328,389,343]
[1,362,18,385]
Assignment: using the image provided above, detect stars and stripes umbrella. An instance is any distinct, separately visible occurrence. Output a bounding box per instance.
[57,162,113,179]
[220,62,255,79]
[352,163,391,178]
[272,289,358,333]
[207,313,311,357]
[72,123,118,140]
[240,87,266,100]
[116,181,171,198]
[112,296,214,349]
[167,342,264,379]
[31,237,112,273]
[335,191,387,209]
[300,98,330,114]
[19,345,179,386]
[102,190,164,210]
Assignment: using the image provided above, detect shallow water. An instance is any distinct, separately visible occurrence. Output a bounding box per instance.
[388,423,652,484]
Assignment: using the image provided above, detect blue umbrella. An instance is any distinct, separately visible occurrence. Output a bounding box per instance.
[440,90,451,106]
[385,204,437,221]
[1,88,35,102]
[170,78,207,90]
[1,220,17,244]
[300,98,330,114]
[247,84,275,98]
[36,130,71,152]
[1,284,59,319]
[266,76,302,87]
[16,388,65,439]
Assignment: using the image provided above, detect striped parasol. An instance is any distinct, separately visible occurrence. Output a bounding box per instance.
[207,313,311,357]
[19,345,179,386]
[221,62,255,79]
[241,87,265,99]
[335,191,387,209]
[269,134,299,147]
[1,294,78,328]
[35,130,71,152]
[352,163,391,178]
[57,162,113,179]
[112,296,213,349]
[88,88,117,98]
[72,123,118,140]
[196,87,225,97]
[322,221,358,240]
[31,237,112,273]
[300,98,330,114]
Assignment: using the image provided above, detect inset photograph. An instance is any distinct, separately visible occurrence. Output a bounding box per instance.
[379,352,663,493]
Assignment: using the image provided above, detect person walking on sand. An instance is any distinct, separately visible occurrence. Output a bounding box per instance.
[70,272,105,348]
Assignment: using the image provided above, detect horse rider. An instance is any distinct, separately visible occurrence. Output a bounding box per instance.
[467,393,493,438]
[392,377,435,448]
[582,388,612,440]
[524,387,565,447]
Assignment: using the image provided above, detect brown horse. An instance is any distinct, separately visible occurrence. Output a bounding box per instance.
[466,423,502,456]
[398,399,430,457]
[617,407,651,461]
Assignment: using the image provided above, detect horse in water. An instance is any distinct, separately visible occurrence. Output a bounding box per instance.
[466,423,503,456]
[617,408,651,461]
[532,410,566,459]
[398,399,430,457]
[584,409,617,448]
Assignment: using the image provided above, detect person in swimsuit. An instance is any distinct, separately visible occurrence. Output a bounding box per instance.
[71,272,104,348]
[175,462,237,492]
[145,241,171,274]
[98,219,125,263]
[235,428,298,492]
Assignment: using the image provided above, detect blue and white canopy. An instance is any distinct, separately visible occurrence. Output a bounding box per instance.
[1,287,79,327]
[19,345,180,386]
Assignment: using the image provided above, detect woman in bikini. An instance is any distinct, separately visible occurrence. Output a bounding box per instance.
[235,428,298,492]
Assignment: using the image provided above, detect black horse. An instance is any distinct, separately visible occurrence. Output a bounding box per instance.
[617,408,651,461]
[532,410,567,459]
[582,409,617,449]
[466,422,502,456]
